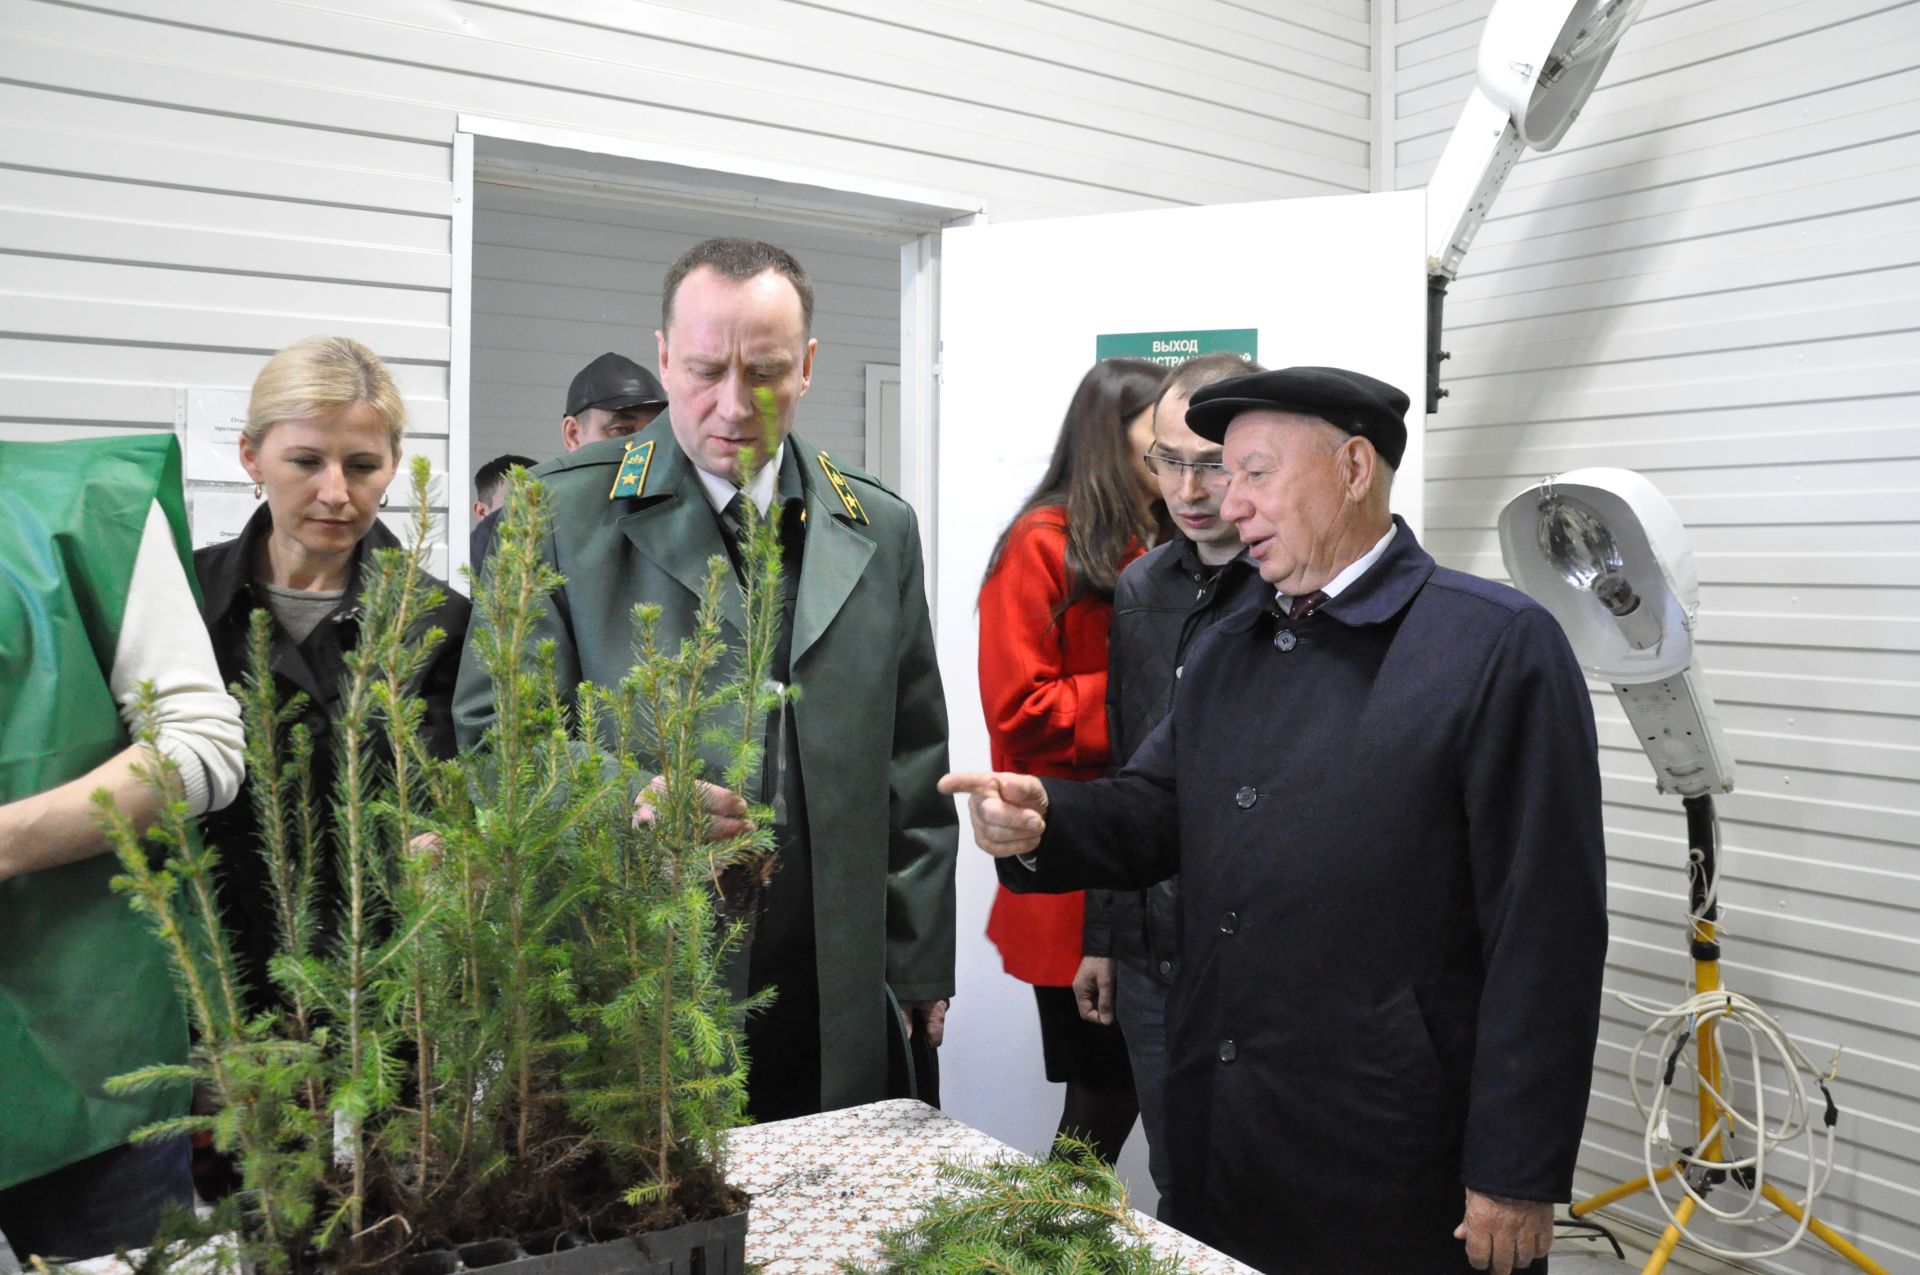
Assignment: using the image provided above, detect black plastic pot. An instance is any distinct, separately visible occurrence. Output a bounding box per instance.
[391,1210,748,1274]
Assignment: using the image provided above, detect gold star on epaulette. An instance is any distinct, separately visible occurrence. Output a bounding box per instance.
[608,438,655,501]
[816,450,868,525]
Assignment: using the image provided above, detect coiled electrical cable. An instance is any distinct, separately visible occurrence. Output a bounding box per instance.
[1614,801,1845,1261]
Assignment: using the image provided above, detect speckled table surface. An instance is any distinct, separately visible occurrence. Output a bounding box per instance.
[724,1098,1256,1274]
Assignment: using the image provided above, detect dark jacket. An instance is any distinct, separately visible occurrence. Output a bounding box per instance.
[195,504,470,1011]
[1083,539,1263,979]
[1001,520,1608,1275]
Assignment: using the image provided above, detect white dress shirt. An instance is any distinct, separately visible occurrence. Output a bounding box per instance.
[693,442,787,516]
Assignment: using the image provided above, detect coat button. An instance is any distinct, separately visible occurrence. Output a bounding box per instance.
[1220,910,1239,934]
[1274,629,1297,652]
[1234,786,1257,808]
[1158,959,1173,976]
[1217,1038,1237,1063]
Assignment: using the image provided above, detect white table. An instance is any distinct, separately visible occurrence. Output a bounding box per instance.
[725,1099,1256,1274]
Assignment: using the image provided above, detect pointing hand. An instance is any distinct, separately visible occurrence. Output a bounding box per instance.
[936,771,1048,858]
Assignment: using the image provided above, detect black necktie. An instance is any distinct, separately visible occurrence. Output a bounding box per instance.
[718,492,749,581]
[717,491,806,824]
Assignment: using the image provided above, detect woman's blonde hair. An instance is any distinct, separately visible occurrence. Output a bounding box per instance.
[246,336,406,455]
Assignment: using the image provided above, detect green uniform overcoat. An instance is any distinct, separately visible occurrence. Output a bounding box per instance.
[452,422,956,1109]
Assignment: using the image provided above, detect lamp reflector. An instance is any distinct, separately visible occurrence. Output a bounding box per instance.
[1499,468,1736,797]
[1499,470,1696,682]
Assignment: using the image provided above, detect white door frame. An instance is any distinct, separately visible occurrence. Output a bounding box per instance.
[448,115,985,599]
[863,363,903,491]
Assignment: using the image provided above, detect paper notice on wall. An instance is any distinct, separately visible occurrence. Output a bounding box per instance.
[184,388,252,482]
[190,488,259,549]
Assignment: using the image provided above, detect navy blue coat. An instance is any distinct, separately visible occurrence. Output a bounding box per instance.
[1001,519,1608,1274]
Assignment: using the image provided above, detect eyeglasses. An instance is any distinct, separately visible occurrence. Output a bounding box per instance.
[1143,452,1231,490]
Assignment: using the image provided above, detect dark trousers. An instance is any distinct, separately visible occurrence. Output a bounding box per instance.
[0,1135,193,1264]
[1115,960,1175,1215]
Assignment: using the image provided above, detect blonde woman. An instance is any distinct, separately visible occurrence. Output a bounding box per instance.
[194,336,469,1016]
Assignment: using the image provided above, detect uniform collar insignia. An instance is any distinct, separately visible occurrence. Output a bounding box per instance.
[815,450,868,525]
[608,438,655,501]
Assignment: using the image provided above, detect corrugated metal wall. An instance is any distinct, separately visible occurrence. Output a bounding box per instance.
[1,0,1371,567]
[1395,1,1920,1270]
[469,187,897,478]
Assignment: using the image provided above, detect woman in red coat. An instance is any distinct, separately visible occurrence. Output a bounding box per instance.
[977,357,1166,1162]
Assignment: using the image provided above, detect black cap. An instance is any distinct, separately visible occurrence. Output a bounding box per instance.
[565,352,667,418]
[1186,366,1410,469]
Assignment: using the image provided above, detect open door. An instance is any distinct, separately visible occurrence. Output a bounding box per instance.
[932,190,1427,1183]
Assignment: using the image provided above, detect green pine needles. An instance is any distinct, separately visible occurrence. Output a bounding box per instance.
[100,446,787,1272]
[849,1138,1188,1275]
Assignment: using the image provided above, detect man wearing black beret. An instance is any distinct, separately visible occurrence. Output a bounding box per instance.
[944,366,1608,1275]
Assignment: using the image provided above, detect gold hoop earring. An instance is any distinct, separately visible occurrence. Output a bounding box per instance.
[379,491,390,508]
[252,483,263,500]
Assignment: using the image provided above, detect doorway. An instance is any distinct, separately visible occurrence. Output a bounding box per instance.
[449,118,983,588]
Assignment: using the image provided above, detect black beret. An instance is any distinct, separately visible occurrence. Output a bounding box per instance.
[1185,366,1410,469]
[566,352,667,417]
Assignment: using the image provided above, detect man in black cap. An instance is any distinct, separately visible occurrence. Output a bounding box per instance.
[943,365,1608,1275]
[561,351,668,452]
[470,355,668,570]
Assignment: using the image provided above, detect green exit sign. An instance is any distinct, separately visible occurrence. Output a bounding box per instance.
[1096,328,1257,369]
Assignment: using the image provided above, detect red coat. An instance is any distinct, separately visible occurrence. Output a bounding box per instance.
[978,505,1142,986]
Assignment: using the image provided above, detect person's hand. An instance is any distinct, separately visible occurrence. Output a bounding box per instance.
[1073,956,1116,1025]
[1455,1189,1554,1274]
[632,775,752,841]
[900,998,948,1047]
[408,831,445,867]
[936,772,1047,858]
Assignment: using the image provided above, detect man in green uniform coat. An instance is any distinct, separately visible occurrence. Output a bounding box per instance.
[454,238,957,1119]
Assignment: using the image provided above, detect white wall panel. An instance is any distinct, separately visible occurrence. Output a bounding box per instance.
[1400,0,1920,1270]
[1,0,1370,568]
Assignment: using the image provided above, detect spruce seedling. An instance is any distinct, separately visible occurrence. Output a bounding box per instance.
[103,447,782,1271]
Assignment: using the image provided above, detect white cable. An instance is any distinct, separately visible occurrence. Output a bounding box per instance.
[1614,809,1844,1261]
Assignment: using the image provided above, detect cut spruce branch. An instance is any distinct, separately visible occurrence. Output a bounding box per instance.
[847,1137,1189,1275]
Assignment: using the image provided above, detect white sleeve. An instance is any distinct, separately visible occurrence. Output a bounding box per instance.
[109,502,246,816]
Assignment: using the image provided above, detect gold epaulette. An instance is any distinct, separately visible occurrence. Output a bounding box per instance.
[816,450,868,525]
[608,438,655,500]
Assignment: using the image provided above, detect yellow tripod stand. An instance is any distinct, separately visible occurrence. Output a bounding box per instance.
[1570,795,1888,1275]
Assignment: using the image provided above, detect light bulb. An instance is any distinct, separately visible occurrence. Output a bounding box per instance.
[1536,496,1623,590]
[1543,0,1650,84]
[1593,571,1639,618]
[1536,496,1663,650]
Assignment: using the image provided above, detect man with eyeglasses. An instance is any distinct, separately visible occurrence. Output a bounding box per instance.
[942,365,1607,1275]
[1075,353,1266,1219]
